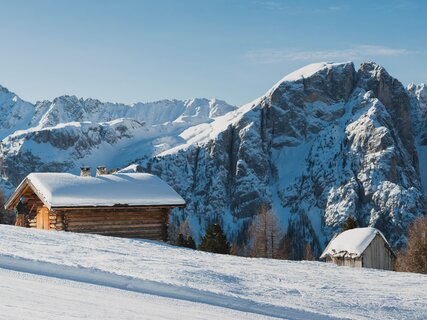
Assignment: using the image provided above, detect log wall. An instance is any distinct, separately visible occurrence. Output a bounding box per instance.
[58,207,170,241]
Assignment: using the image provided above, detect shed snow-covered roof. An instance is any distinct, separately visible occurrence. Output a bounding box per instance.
[320,227,391,259]
[7,172,185,209]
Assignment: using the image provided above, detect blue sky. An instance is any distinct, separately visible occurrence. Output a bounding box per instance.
[0,0,426,106]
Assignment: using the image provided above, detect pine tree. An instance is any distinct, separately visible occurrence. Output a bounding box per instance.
[342,215,358,231]
[176,233,197,249]
[186,235,196,249]
[199,223,230,254]
[177,233,186,247]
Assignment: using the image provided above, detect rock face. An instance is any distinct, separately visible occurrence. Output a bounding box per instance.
[0,62,425,257]
[408,83,427,195]
[146,62,426,256]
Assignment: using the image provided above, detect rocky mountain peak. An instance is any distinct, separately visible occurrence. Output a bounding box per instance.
[0,84,11,94]
[0,61,425,258]
[269,62,356,104]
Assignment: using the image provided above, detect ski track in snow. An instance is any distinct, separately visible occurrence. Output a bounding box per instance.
[0,225,426,320]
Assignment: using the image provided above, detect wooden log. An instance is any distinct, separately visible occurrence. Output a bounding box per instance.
[65,218,164,225]
[64,220,163,226]
[65,226,164,232]
[64,214,164,221]
[65,216,163,223]
[70,232,163,240]
[66,221,163,228]
[56,205,180,211]
[64,211,164,218]
[66,230,164,236]
[66,226,164,233]
[65,225,163,232]
[67,231,163,239]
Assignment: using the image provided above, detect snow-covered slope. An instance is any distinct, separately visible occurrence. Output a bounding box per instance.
[0,225,426,320]
[0,268,271,320]
[0,62,426,256]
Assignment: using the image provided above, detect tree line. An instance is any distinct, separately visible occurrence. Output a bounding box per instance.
[172,208,427,274]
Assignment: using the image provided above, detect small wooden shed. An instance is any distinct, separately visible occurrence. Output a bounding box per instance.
[5,171,185,241]
[320,227,395,270]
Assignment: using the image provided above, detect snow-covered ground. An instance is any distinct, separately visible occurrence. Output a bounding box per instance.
[0,268,271,320]
[0,225,425,320]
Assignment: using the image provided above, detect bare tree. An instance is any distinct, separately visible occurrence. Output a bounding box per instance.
[178,218,191,237]
[304,242,315,261]
[249,206,282,259]
[396,216,427,274]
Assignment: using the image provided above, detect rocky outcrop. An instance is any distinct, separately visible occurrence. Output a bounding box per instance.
[0,62,425,258]
[146,62,426,256]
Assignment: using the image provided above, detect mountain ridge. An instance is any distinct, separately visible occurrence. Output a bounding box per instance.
[0,61,426,258]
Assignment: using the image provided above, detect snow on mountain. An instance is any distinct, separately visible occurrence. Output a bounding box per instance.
[144,62,426,255]
[0,225,426,320]
[0,62,425,256]
[0,92,235,191]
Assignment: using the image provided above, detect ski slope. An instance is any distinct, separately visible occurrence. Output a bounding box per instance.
[0,225,425,320]
[0,267,271,320]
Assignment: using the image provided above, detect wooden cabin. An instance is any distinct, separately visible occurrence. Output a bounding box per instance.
[5,169,185,241]
[320,227,395,270]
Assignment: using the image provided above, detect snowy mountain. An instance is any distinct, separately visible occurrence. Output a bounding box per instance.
[0,89,235,190]
[144,62,426,256]
[0,62,426,256]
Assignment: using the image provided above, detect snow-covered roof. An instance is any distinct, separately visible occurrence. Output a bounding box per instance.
[320,227,391,259]
[7,172,185,209]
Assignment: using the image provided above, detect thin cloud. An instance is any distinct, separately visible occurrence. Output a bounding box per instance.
[252,0,346,13]
[246,45,414,64]
[251,0,288,11]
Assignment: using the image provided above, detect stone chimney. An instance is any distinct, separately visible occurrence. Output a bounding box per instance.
[96,165,108,176]
[80,166,91,177]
